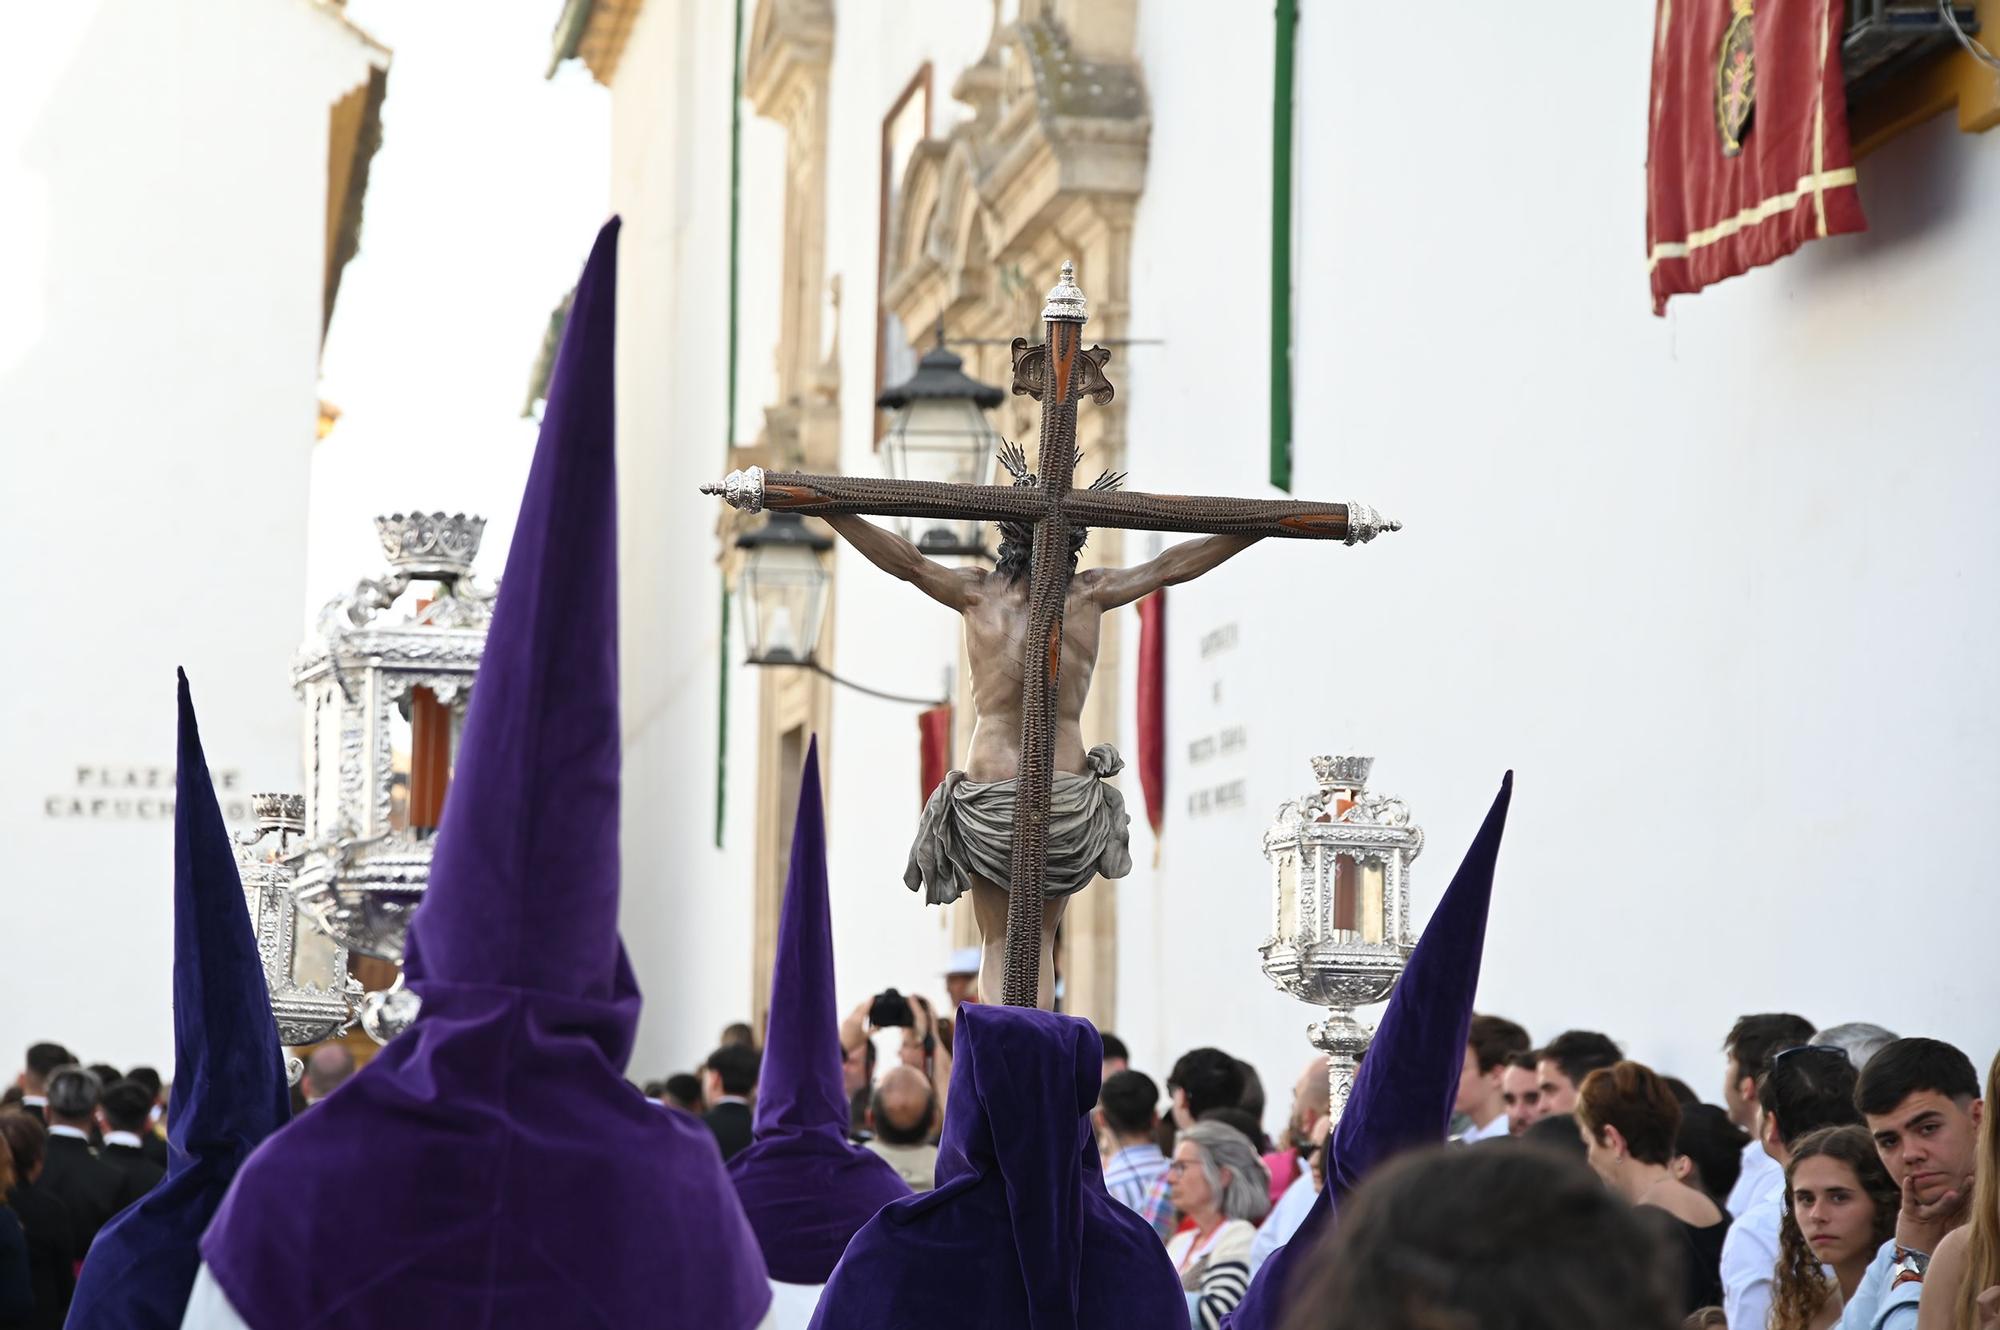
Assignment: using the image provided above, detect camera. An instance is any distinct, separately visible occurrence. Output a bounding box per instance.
[869,988,915,1029]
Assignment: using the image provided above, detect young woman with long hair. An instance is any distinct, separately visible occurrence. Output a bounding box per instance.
[1771,1125,1899,1330]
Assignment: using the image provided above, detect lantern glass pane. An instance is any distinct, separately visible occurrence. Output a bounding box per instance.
[882,396,1001,554]
[312,694,342,836]
[739,541,828,664]
[1358,859,1386,943]
[1276,851,1299,938]
[387,707,413,831]
[293,913,342,990]
[1333,853,1357,935]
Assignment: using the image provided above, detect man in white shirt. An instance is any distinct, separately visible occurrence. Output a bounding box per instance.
[1721,1012,1816,1217]
[1454,1014,1530,1144]
[1836,1038,1983,1330]
[1720,1044,1860,1330]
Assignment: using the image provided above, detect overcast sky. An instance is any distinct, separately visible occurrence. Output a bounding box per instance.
[308,0,610,616]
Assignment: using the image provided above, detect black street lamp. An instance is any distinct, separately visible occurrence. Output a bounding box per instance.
[877,326,1005,559]
[733,513,945,706]
[734,513,832,667]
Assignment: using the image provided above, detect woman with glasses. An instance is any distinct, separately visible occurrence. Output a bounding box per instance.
[1166,1121,1271,1330]
[1770,1124,1898,1330]
[1577,1060,1732,1315]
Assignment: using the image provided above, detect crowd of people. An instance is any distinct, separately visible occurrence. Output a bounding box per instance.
[0,1045,174,1327]
[8,1002,1996,1330]
[0,1038,375,1328]
[635,1003,1992,1330]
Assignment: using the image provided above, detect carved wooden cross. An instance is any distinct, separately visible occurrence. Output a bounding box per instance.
[705,262,1399,1007]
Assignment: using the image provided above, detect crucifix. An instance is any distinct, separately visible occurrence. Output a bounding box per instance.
[705,262,1399,1008]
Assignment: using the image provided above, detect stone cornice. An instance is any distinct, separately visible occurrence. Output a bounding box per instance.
[577,0,645,85]
[882,16,1148,329]
[745,0,833,119]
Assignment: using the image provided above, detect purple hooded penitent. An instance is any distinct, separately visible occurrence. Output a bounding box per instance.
[728,737,911,1283]
[63,672,294,1329]
[199,218,772,1330]
[1222,771,1514,1330]
[807,1003,1185,1330]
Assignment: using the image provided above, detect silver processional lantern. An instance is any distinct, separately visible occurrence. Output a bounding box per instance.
[255,511,495,1048]
[236,792,359,1078]
[1259,755,1425,1123]
[876,326,1005,560]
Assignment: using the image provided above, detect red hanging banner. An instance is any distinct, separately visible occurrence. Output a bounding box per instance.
[1135,590,1166,843]
[1647,0,1866,315]
[918,704,952,807]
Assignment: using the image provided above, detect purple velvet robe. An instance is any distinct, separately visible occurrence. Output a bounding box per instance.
[808,1003,1186,1330]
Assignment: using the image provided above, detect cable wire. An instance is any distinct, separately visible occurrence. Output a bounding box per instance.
[1940,0,2000,74]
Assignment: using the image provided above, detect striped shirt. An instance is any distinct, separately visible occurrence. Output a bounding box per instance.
[1168,1219,1256,1330]
[1103,1142,1170,1217]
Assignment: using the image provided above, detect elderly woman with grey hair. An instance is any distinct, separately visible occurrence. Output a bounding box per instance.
[1166,1119,1272,1330]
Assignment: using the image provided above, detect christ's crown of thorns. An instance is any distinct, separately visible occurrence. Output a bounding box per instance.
[995,441,1125,493]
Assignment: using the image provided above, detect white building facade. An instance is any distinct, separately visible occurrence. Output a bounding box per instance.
[575,0,2000,1117]
[0,0,388,1070]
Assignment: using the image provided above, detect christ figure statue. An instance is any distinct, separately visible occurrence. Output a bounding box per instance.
[825,468,1259,1009]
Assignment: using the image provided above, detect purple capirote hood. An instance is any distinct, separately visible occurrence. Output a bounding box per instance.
[200,218,772,1330]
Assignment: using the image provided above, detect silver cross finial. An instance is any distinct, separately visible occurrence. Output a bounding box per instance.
[1042,260,1087,323]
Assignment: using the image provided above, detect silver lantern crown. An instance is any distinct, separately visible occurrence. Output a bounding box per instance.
[278,511,496,1044]
[1259,755,1425,1122]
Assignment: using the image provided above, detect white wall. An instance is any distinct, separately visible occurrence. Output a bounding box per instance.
[1124,2,2000,1120]
[0,0,382,1073]
[610,0,760,1081]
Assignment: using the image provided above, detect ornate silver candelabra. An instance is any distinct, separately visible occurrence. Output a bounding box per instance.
[241,513,494,1055]
[1259,755,1425,1123]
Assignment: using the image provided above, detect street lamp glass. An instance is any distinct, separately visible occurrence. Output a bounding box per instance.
[878,337,1004,558]
[883,396,1002,555]
[737,518,831,665]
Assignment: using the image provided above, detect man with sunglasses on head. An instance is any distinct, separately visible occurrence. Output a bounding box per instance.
[1833,1038,1984,1330]
[1720,1044,1864,1330]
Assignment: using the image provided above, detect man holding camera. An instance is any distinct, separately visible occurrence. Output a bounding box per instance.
[841,990,953,1131]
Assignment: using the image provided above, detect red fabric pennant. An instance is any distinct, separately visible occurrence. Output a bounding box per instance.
[918,703,952,807]
[1135,590,1165,840]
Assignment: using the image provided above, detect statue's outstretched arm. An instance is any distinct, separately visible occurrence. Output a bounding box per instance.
[1084,534,1261,611]
[823,514,981,611]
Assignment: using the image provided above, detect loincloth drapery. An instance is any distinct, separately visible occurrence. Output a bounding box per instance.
[904,743,1134,906]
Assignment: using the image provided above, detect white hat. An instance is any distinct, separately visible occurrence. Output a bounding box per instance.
[945,946,981,977]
